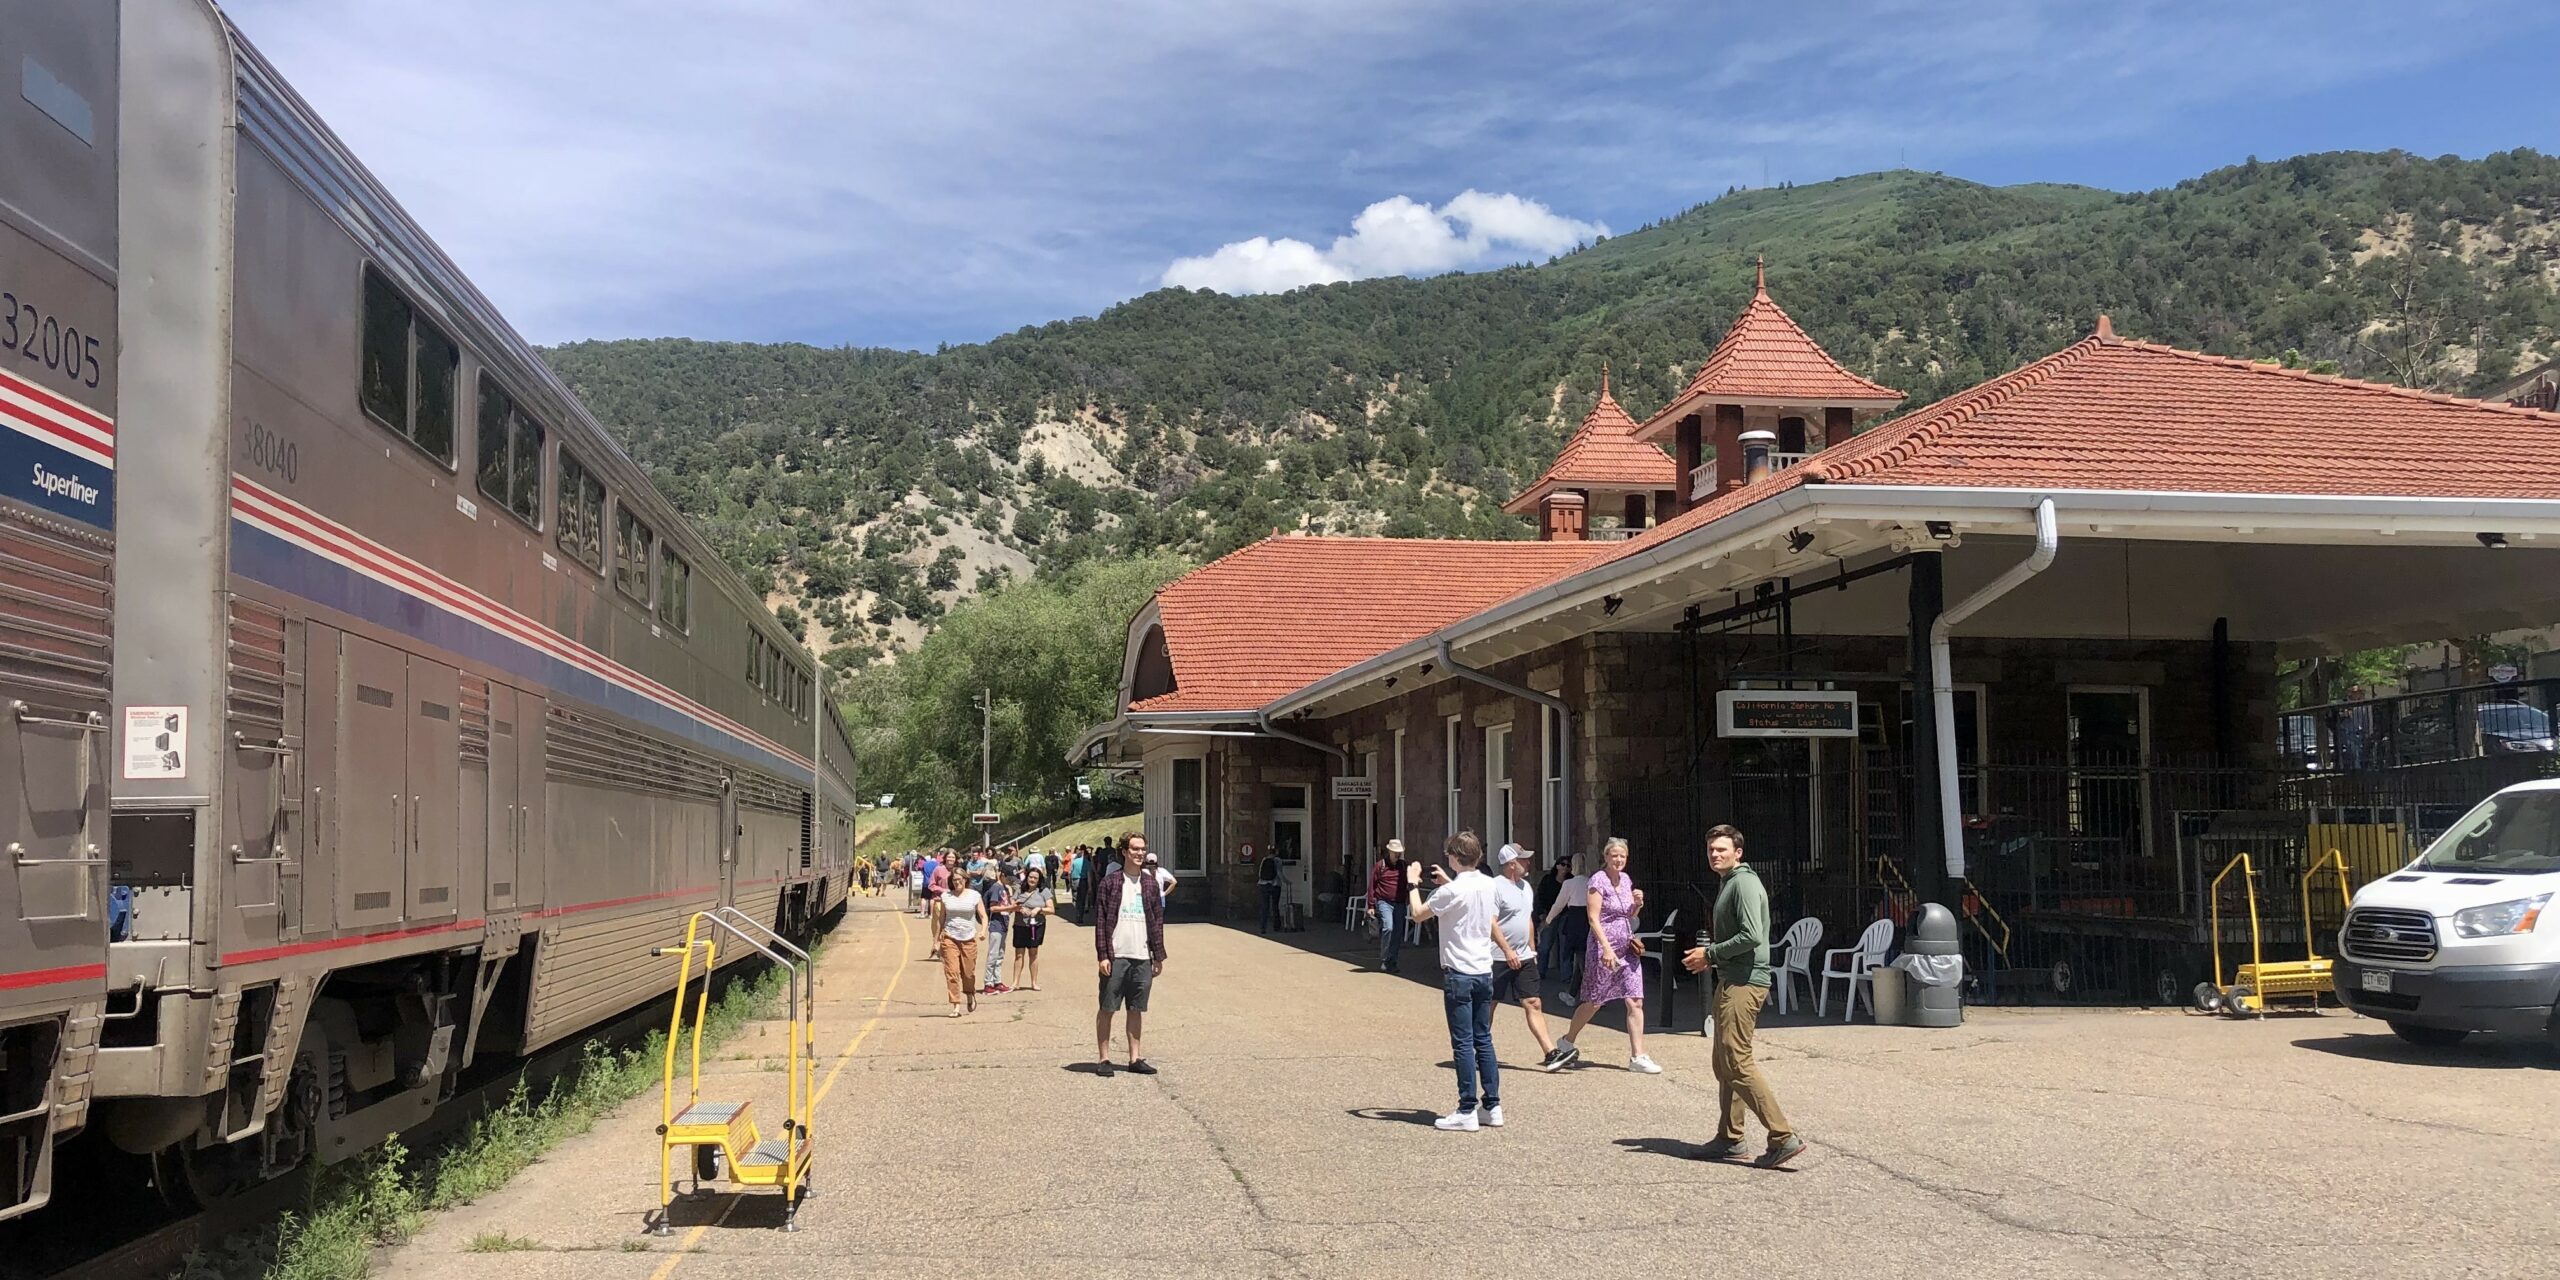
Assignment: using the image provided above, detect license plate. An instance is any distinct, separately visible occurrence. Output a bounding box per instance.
[2361,970,2393,993]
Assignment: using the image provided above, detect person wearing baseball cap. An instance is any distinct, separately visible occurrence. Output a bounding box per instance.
[1144,851,1176,902]
[1491,843,1560,1064]
[1368,839,1409,972]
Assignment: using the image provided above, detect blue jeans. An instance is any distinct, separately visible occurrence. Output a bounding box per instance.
[1442,970,1499,1112]
[1376,900,1404,970]
[1260,884,1283,933]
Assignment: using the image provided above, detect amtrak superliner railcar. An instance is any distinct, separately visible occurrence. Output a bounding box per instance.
[0,0,857,1216]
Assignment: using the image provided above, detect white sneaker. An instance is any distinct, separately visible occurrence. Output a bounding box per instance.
[1433,1109,1481,1132]
[1479,1105,1504,1128]
[1628,1053,1663,1074]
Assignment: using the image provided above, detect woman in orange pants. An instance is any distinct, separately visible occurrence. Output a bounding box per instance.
[931,872,989,1016]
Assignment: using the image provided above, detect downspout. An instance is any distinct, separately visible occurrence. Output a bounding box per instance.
[1255,712,1348,925]
[1932,499,2058,878]
[1436,640,1573,859]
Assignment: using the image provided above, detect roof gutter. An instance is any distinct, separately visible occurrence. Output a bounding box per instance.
[1932,498,2057,879]
[1253,710,1347,768]
[1434,639,1571,860]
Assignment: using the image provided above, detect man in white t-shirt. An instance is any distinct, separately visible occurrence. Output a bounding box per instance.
[1406,830,1521,1132]
[1145,852,1176,901]
[1489,843,1559,1066]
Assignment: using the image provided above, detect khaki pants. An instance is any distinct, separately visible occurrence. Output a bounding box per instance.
[1711,981,1793,1146]
[941,936,982,1004]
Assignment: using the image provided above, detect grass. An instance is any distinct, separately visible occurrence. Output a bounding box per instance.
[259,957,802,1280]
[1027,811,1143,853]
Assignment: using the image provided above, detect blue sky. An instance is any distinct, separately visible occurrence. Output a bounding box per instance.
[226,0,2560,352]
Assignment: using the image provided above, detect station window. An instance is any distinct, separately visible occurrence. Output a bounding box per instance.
[555,450,605,570]
[358,266,457,464]
[614,504,654,601]
[474,375,545,527]
[657,546,691,633]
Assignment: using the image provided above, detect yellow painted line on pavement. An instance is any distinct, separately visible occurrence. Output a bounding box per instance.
[649,908,908,1279]
[813,906,908,1106]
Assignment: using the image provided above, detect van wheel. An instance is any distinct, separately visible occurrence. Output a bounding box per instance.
[2388,1022,2469,1047]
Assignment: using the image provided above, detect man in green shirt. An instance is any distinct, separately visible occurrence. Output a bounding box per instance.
[1683,823,1802,1167]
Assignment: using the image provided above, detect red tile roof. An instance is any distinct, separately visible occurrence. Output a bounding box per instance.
[1130,536,1608,713]
[1545,325,2560,590]
[1635,266,1902,443]
[1501,374,1679,514]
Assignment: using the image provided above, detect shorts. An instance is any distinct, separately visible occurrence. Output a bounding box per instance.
[1099,957,1154,1013]
[1492,964,1542,1006]
[1015,921,1046,950]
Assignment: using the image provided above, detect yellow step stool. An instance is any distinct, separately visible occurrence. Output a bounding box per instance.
[651,910,818,1234]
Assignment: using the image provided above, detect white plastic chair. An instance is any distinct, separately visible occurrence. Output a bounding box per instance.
[1817,918,1895,1021]
[1770,917,1824,1015]
[1344,894,1371,933]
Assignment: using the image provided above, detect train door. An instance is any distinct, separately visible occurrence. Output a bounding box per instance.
[406,657,459,921]
[515,695,547,910]
[300,627,340,932]
[718,776,738,906]
[484,684,519,913]
[338,636,407,931]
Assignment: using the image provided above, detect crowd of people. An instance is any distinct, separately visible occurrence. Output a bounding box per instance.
[1380,825,1800,1165]
[880,820,1797,1167]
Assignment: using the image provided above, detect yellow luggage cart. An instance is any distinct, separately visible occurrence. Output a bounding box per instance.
[651,907,817,1233]
[2200,851,2352,1017]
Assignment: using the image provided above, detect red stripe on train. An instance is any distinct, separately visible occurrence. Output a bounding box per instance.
[0,366,116,439]
[0,961,106,992]
[231,482,807,769]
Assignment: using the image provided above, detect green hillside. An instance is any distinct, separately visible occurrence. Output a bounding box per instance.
[543,150,2560,668]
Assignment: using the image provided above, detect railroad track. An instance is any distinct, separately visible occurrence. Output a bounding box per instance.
[20,958,783,1280]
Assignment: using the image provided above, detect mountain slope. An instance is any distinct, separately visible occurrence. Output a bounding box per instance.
[542,150,2560,666]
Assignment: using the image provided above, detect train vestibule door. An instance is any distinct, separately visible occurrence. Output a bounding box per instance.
[405,657,459,921]
[485,685,519,913]
[337,636,408,931]
[718,777,738,907]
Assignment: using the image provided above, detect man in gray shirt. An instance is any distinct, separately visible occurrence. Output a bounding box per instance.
[1490,843,1560,1066]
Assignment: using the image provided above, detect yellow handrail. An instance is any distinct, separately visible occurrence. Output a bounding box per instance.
[2209,852,2261,991]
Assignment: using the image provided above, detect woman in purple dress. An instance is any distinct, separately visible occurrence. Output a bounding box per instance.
[1550,837,1660,1074]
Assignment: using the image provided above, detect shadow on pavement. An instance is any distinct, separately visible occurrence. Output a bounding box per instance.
[2291,1031,2556,1069]
[1612,1136,1701,1160]
[1347,1107,1442,1127]
[1062,1061,1118,1076]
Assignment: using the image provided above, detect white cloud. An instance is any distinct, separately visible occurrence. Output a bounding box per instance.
[1163,190,1606,294]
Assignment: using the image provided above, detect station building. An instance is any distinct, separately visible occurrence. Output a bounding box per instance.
[1074,271,2560,1002]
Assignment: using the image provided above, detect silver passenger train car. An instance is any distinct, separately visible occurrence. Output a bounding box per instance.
[0,1,857,1216]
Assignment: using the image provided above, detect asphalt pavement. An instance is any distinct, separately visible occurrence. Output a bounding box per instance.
[372,895,2560,1280]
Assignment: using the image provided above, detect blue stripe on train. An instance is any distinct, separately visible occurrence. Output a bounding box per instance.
[230,518,812,784]
[0,424,112,527]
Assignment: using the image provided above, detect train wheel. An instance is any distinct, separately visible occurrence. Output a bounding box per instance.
[2049,957,2075,1001]
[154,1138,259,1210]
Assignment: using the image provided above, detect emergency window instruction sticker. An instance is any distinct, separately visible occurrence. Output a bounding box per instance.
[123,705,186,779]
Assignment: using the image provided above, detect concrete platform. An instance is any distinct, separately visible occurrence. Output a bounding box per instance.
[376,898,2560,1280]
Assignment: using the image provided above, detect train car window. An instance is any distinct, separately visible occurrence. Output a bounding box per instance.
[556,451,606,570]
[474,375,545,527]
[615,504,654,601]
[359,266,458,465]
[657,547,691,633]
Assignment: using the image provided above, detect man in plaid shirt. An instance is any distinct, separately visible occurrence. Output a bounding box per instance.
[1094,834,1168,1076]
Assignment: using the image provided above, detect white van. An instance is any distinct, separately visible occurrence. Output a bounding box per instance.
[2334,779,2560,1046]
